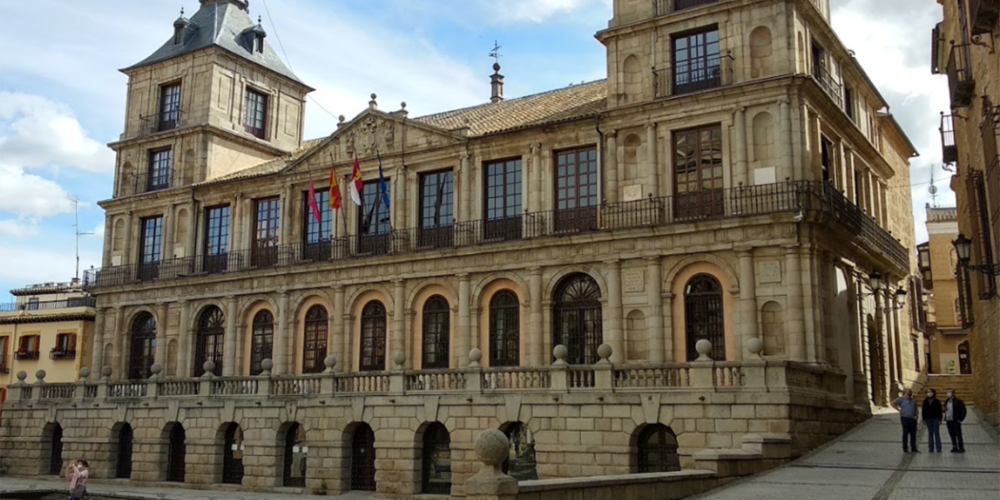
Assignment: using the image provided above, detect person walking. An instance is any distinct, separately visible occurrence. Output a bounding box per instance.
[68,460,88,500]
[921,388,943,452]
[944,388,967,453]
[891,388,919,453]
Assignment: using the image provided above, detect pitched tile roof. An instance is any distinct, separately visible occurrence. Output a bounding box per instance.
[123,0,309,87]
[200,137,326,185]
[414,80,608,136]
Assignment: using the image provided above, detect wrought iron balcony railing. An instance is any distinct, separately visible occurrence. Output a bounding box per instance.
[940,112,958,164]
[946,43,975,108]
[133,109,184,139]
[50,349,77,360]
[654,52,734,98]
[14,351,40,361]
[812,63,843,104]
[970,0,999,36]
[0,297,96,312]
[83,181,910,290]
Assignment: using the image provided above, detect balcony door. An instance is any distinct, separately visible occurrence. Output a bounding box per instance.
[419,170,455,248]
[484,159,523,241]
[138,216,163,281]
[672,27,721,94]
[673,124,724,220]
[252,197,280,267]
[554,147,598,232]
[204,205,230,273]
[358,181,391,255]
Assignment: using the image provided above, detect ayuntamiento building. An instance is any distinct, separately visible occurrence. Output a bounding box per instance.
[1,0,925,497]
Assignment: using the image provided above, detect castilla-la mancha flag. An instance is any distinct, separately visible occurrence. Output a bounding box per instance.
[350,155,363,206]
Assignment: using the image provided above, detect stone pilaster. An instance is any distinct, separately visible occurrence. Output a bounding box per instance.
[392,280,405,368]
[338,287,350,372]
[460,153,471,222]
[223,296,237,376]
[783,247,807,361]
[177,299,190,377]
[528,267,543,366]
[458,274,471,367]
[646,257,665,363]
[154,302,169,368]
[605,131,619,203]
[733,108,748,187]
[737,248,759,358]
[91,307,107,372]
[606,260,624,364]
[112,307,125,379]
[646,123,659,197]
[530,143,542,211]
[275,291,289,375]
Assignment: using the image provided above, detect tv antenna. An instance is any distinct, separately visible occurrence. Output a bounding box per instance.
[68,195,94,281]
[489,40,502,65]
[928,168,938,208]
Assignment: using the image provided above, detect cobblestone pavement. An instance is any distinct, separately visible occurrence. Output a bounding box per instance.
[691,410,1000,500]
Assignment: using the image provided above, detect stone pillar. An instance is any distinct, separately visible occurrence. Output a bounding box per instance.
[458,274,472,367]
[646,123,659,197]
[783,247,807,361]
[605,131,619,203]
[281,184,293,245]
[810,111,822,181]
[734,108,748,187]
[186,201,198,260]
[223,296,237,376]
[338,287,351,372]
[275,291,289,375]
[662,293,675,362]
[231,194,243,253]
[177,300,190,377]
[646,257,665,363]
[111,308,125,379]
[162,204,175,260]
[845,149,856,203]
[530,143,543,211]
[102,217,113,267]
[122,212,134,266]
[521,148,532,211]
[330,286,344,371]
[395,166,408,228]
[528,267,543,366]
[154,302,169,367]
[460,153,472,222]
[779,100,793,182]
[606,260,624,364]
[801,248,818,363]
[392,280,405,367]
[91,307,107,372]
[878,180,889,227]
[738,249,759,359]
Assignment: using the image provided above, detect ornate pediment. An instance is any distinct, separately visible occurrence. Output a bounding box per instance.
[345,114,397,157]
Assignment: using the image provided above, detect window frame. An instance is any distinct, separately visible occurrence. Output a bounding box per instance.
[194,306,226,377]
[488,290,521,367]
[147,148,172,191]
[671,26,722,95]
[249,310,274,376]
[554,146,599,233]
[672,123,724,220]
[0,336,9,372]
[483,158,523,241]
[17,335,41,360]
[204,205,231,274]
[683,274,726,361]
[302,306,328,374]
[52,333,77,359]
[159,82,182,132]
[252,197,281,267]
[421,295,450,369]
[359,301,387,372]
[243,87,269,140]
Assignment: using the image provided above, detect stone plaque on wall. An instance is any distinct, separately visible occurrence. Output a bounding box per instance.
[623,269,645,293]
[623,184,643,202]
[758,261,782,283]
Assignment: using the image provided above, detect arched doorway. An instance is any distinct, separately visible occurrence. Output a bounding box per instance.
[422,295,450,369]
[222,423,244,485]
[115,423,134,479]
[46,423,63,476]
[249,310,274,376]
[958,341,972,374]
[501,422,537,481]
[552,273,603,364]
[283,423,307,488]
[422,423,451,495]
[166,423,186,482]
[195,306,225,376]
[128,312,157,380]
[350,423,376,491]
[489,291,520,367]
[636,424,680,473]
[684,274,725,361]
[867,315,886,406]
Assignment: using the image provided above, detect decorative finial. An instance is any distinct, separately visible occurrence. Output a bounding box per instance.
[371,92,377,100]
[400,101,407,110]
[258,15,262,24]
[180,7,184,16]
[489,40,502,65]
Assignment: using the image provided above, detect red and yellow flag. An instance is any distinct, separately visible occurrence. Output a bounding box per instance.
[329,164,342,210]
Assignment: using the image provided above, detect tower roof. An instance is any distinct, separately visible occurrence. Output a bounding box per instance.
[122,1,309,88]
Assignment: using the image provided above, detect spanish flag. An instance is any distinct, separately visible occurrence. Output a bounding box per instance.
[329,164,342,210]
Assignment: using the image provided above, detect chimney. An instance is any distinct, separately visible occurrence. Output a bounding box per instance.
[490,63,504,104]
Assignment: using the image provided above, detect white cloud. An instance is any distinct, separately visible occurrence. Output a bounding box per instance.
[0,244,100,287]
[482,0,612,23]
[0,91,115,174]
[92,222,106,239]
[0,219,39,238]
[0,164,75,218]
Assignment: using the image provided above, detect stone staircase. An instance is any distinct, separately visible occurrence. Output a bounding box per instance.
[925,374,976,405]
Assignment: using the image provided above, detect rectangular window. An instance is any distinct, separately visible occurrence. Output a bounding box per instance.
[159,82,182,131]
[484,158,523,241]
[253,197,281,267]
[203,205,230,274]
[911,336,920,372]
[844,88,855,121]
[357,180,391,255]
[821,136,833,183]
[148,148,172,191]
[971,171,997,297]
[673,124,724,220]
[672,27,721,95]
[0,336,8,373]
[302,189,332,261]
[244,88,268,139]
[52,334,77,359]
[16,335,40,360]
[139,216,163,281]
[26,298,39,311]
[419,169,455,248]
[555,147,599,232]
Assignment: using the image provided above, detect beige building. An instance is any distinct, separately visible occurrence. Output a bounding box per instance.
[934,0,1000,428]
[2,0,924,496]
[918,207,972,377]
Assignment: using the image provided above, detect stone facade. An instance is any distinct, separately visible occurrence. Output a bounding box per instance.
[918,207,970,377]
[934,0,1000,428]
[2,0,924,497]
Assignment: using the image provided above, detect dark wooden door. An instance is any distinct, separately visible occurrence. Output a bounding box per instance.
[116,424,133,479]
[166,425,186,482]
[48,425,63,476]
[350,424,377,491]
[958,341,973,375]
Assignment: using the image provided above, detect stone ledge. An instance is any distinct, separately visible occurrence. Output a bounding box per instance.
[518,470,716,492]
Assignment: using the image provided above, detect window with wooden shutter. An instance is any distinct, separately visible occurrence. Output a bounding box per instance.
[982,98,1000,271]
[970,171,997,297]
[955,265,974,328]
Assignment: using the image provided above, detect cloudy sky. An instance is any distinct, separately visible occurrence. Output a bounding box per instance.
[0,0,952,300]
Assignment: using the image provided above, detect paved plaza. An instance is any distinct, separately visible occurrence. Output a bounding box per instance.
[1,411,997,500]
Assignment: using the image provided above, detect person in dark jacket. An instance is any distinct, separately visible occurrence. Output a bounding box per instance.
[921,388,943,452]
[944,388,967,453]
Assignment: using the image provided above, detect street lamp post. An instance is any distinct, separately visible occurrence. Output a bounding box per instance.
[952,233,1000,276]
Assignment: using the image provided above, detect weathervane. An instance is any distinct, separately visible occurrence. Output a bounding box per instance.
[928,168,938,208]
[489,40,502,65]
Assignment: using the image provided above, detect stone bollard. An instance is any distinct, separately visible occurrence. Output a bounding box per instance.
[96,366,112,400]
[594,344,614,390]
[466,348,483,393]
[199,361,216,396]
[742,338,767,388]
[689,340,716,388]
[321,356,337,395]
[258,359,273,396]
[462,429,519,500]
[9,371,28,402]
[550,345,569,392]
[75,368,91,402]
[389,352,406,394]
[148,364,162,398]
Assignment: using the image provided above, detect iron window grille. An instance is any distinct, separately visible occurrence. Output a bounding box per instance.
[249,310,274,376]
[360,301,387,371]
[552,273,603,364]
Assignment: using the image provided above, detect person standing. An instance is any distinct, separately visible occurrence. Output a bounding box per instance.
[891,388,919,453]
[68,460,88,500]
[944,388,967,453]
[921,388,943,452]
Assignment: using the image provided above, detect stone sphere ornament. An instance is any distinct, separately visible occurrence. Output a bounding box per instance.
[597,343,613,361]
[79,367,91,380]
[745,337,764,356]
[261,358,274,372]
[469,348,482,365]
[393,351,406,368]
[101,366,113,378]
[324,356,337,370]
[695,339,714,360]
[35,369,47,382]
[16,370,27,382]
[203,360,216,376]
[150,364,163,376]
[474,429,510,466]
[552,344,568,362]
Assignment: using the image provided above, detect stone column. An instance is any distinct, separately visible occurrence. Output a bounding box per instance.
[646,257,665,363]
[122,212,134,266]
[186,201,198,261]
[738,248,759,359]
[395,166,408,229]
[392,280,405,368]
[111,308,125,379]
[528,267,543,366]
[801,248,818,363]
[231,194,243,253]
[810,111,822,181]
[91,307,106,372]
[779,100,793,182]
[162,205,175,260]
[530,143,543,211]
[605,131,619,203]
[460,153,472,222]
[154,302,169,367]
[275,291,289,375]
[223,296,237,376]
[338,287,351,372]
[734,108,748,187]
[646,123,660,197]
[845,149,856,203]
[177,300,190,377]
[783,247,807,361]
[878,180,889,227]
[281,184,293,245]
[662,293,675,362]
[458,274,472,367]
[101,218,113,267]
[521,148,532,211]
[606,260,624,364]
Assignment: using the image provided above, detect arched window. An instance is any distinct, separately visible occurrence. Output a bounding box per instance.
[283,423,307,487]
[166,423,186,482]
[303,306,328,374]
[195,307,225,376]
[222,423,244,485]
[128,312,157,380]
[636,425,680,473]
[489,291,520,367]
[250,310,274,376]
[684,275,725,361]
[552,274,603,364]
[422,295,450,369]
[360,301,387,371]
[350,423,377,491]
[115,423,134,479]
[422,423,451,494]
[502,422,537,481]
